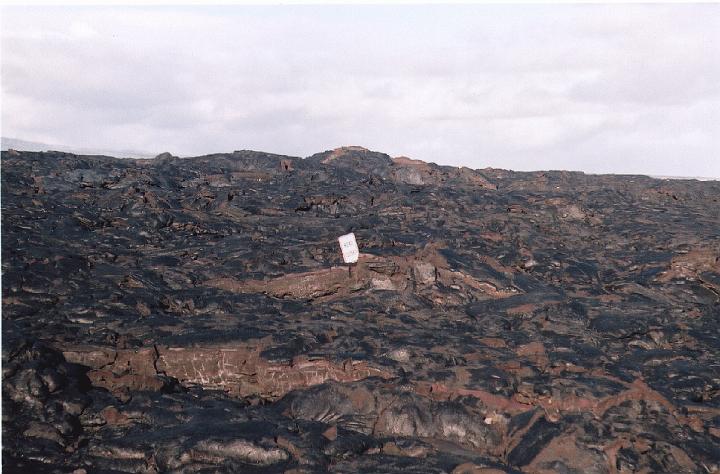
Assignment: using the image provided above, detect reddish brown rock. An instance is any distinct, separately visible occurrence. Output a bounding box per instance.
[322,425,337,441]
[100,406,130,425]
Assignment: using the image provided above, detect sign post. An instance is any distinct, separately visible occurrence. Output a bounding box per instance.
[338,232,359,277]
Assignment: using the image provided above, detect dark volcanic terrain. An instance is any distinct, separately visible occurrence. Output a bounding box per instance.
[2,146,720,473]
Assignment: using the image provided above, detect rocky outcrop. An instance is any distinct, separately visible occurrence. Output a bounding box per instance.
[62,343,392,399]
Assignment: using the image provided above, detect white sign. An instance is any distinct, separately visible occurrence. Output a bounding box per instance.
[338,233,359,264]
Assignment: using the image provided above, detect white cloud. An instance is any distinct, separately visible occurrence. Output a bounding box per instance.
[1,5,719,177]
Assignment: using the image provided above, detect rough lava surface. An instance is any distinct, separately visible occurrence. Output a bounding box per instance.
[2,146,720,473]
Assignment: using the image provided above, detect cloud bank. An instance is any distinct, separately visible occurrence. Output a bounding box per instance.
[2,5,719,177]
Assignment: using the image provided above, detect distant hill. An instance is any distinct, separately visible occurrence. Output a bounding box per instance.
[651,174,718,182]
[1,137,155,159]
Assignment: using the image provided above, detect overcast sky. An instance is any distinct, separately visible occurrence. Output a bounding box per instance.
[2,5,719,177]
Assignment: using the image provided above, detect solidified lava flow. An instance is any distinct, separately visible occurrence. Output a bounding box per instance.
[2,146,720,473]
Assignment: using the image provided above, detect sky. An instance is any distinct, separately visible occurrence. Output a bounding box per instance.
[1,4,719,177]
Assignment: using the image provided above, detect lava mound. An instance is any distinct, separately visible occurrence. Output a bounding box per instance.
[2,147,720,473]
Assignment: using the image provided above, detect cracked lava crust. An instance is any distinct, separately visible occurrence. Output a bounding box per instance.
[2,146,720,473]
